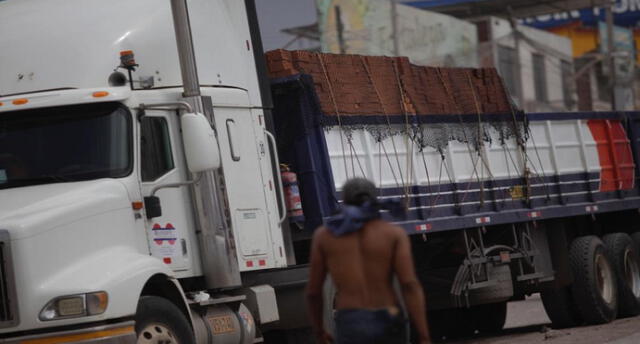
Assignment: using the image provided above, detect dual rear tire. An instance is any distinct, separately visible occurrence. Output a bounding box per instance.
[427,301,507,341]
[603,233,640,317]
[542,233,640,329]
[569,236,618,324]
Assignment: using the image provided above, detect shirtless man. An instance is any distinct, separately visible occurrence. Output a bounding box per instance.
[306,178,431,344]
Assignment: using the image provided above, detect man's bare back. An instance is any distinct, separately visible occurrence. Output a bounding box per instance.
[316,219,404,310]
[305,178,430,343]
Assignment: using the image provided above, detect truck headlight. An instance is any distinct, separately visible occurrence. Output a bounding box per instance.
[39,292,108,321]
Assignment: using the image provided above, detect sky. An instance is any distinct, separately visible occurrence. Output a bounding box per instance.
[255,0,318,51]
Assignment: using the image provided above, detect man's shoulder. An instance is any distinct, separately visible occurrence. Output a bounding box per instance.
[371,220,406,234]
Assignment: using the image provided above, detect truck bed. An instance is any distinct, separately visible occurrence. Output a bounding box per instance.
[271,74,640,234]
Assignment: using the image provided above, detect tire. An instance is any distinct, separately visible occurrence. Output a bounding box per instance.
[631,232,640,251]
[427,308,475,342]
[569,236,618,324]
[135,296,195,344]
[541,286,583,328]
[603,233,640,317]
[471,302,507,333]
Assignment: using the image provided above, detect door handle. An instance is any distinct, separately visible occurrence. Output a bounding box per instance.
[265,130,287,225]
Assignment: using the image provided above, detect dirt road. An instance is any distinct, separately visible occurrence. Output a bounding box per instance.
[451,295,640,344]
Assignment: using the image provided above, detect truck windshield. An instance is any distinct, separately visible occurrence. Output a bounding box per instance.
[0,102,132,190]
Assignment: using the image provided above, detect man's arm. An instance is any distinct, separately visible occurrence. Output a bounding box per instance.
[393,230,431,344]
[305,228,332,343]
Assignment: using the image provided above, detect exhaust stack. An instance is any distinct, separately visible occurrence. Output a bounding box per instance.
[170,0,201,99]
[170,0,242,289]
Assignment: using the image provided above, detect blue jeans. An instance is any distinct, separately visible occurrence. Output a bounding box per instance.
[334,309,407,344]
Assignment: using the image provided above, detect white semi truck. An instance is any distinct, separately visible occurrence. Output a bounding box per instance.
[3,0,640,343]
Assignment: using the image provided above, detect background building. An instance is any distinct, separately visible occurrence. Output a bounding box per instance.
[522,3,640,111]
[256,0,317,51]
[474,17,577,112]
[317,0,478,67]
[256,0,620,113]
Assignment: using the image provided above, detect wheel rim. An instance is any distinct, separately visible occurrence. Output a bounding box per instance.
[137,323,178,344]
[595,253,615,305]
[623,248,640,298]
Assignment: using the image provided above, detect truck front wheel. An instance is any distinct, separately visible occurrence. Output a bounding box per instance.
[135,296,195,344]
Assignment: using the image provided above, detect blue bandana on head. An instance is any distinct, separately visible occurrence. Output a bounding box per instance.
[325,202,380,237]
[325,199,406,237]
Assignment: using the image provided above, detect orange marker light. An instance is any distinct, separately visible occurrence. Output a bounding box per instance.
[119,50,137,69]
[12,99,28,105]
[0,102,4,107]
[92,91,109,98]
[131,201,144,210]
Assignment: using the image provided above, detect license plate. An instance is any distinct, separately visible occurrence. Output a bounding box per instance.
[208,315,235,334]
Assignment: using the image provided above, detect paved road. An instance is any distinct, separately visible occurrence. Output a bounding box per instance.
[448,295,640,344]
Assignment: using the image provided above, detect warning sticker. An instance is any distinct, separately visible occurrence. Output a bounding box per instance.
[150,223,178,259]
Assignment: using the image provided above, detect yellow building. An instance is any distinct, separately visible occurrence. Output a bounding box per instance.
[548,22,640,63]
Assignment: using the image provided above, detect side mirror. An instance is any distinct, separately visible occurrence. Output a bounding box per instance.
[181,112,221,173]
[144,196,162,219]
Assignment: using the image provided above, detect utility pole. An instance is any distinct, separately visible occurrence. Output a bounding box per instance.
[334,6,346,54]
[508,7,525,109]
[391,0,400,56]
[605,0,618,110]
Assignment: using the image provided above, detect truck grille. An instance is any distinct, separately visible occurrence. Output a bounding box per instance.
[0,230,18,327]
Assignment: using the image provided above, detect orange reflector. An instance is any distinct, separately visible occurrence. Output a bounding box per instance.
[131,201,144,210]
[0,102,3,106]
[92,91,109,98]
[12,99,28,105]
[120,50,133,57]
[500,251,511,263]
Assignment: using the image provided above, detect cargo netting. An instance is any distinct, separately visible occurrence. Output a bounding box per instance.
[267,50,527,152]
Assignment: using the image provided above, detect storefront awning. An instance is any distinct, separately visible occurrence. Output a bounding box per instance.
[402,0,608,18]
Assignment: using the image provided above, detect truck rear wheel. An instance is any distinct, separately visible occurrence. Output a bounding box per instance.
[471,301,507,333]
[135,296,195,344]
[541,287,582,328]
[603,233,640,317]
[427,307,476,342]
[631,232,640,251]
[569,236,618,324]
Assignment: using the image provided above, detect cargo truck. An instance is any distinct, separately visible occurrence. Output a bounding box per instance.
[1,0,640,343]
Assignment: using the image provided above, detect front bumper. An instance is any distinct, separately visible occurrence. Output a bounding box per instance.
[0,321,136,344]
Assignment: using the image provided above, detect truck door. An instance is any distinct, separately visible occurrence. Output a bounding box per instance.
[213,99,287,271]
[139,110,197,274]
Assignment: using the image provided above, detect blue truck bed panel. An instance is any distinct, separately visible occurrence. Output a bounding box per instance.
[271,74,640,234]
